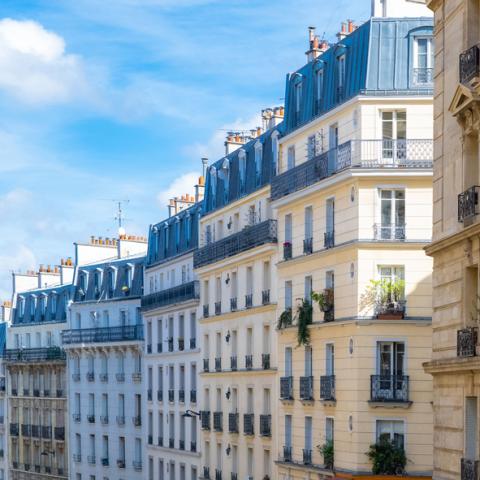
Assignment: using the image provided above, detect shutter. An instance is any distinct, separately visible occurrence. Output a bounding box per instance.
[466,397,478,459]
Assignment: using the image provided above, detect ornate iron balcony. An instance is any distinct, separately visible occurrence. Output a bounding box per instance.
[157,390,163,402]
[462,458,479,480]
[460,44,480,84]
[179,389,185,403]
[245,354,253,370]
[458,186,480,223]
[215,357,222,372]
[412,67,433,86]
[320,375,336,401]
[99,373,108,382]
[228,412,239,433]
[324,230,335,249]
[374,223,406,241]
[280,376,294,400]
[168,337,174,352]
[203,358,210,372]
[303,237,313,254]
[31,425,40,437]
[194,220,278,268]
[230,297,237,311]
[62,325,143,344]
[215,469,222,480]
[201,410,211,430]
[203,467,211,479]
[230,356,237,371]
[179,338,184,351]
[231,473,238,480]
[262,289,271,305]
[243,413,254,435]
[116,415,125,425]
[262,353,270,370]
[147,344,152,353]
[141,280,199,311]
[21,424,31,436]
[458,327,478,357]
[100,415,108,425]
[54,427,65,441]
[213,412,223,432]
[300,376,314,401]
[283,446,292,462]
[101,458,109,466]
[283,242,292,260]
[303,449,312,465]
[42,426,52,438]
[190,337,196,349]
[215,302,222,315]
[245,293,253,309]
[370,375,409,403]
[87,414,95,424]
[168,389,174,402]
[4,347,66,363]
[260,414,271,436]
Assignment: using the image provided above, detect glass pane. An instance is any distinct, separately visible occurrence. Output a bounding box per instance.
[381,197,392,226]
[379,343,392,375]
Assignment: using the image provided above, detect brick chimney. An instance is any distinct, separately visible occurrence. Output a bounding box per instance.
[337,22,347,41]
[168,194,195,217]
[225,132,249,155]
[262,106,285,130]
[306,26,323,62]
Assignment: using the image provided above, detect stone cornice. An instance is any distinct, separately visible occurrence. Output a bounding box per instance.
[425,221,480,256]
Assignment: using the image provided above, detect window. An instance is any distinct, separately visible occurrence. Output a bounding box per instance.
[413,37,433,85]
[51,294,57,316]
[326,417,334,443]
[307,135,316,160]
[287,145,295,170]
[239,150,246,195]
[210,166,217,209]
[285,281,293,311]
[326,343,335,375]
[466,397,478,459]
[285,347,293,377]
[315,68,324,111]
[255,142,263,187]
[295,81,303,120]
[376,420,405,449]
[271,132,279,175]
[378,266,405,301]
[305,206,313,242]
[379,189,405,240]
[381,111,406,162]
[285,415,292,447]
[304,276,312,304]
[107,269,115,297]
[305,416,313,452]
[285,214,292,243]
[337,54,346,99]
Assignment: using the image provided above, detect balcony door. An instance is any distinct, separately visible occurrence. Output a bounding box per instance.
[328,125,338,173]
[377,341,405,399]
[379,189,405,240]
[326,344,335,376]
[381,111,406,163]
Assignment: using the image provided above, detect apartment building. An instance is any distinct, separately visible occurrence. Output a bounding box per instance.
[5,261,75,480]
[423,0,480,478]
[196,109,283,480]
[142,194,203,480]
[62,235,147,480]
[0,305,9,480]
[273,3,434,479]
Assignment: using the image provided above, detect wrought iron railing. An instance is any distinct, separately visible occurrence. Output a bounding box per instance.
[230,356,237,371]
[280,376,294,400]
[373,223,406,241]
[215,357,222,372]
[243,413,254,435]
[228,412,239,433]
[370,375,409,402]
[213,412,223,432]
[4,347,66,362]
[54,427,65,440]
[141,281,199,311]
[215,302,222,315]
[179,389,185,403]
[461,458,479,480]
[245,293,253,309]
[303,237,313,254]
[460,44,480,84]
[215,469,223,480]
[203,358,210,372]
[300,376,314,401]
[283,242,293,260]
[168,389,174,402]
[458,327,478,357]
[230,297,237,311]
[190,337,196,349]
[203,304,209,318]
[245,354,253,370]
[324,230,335,249]
[283,446,292,462]
[303,449,312,465]
[203,467,211,479]
[412,67,433,86]
[262,289,271,305]
[262,353,270,370]
[458,186,480,222]
[260,414,271,436]
[320,375,335,401]
[62,325,143,344]
[190,389,197,403]
[194,220,278,268]
[201,410,211,430]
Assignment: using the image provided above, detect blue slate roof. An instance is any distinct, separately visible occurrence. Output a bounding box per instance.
[146,202,202,267]
[0,322,6,356]
[75,255,145,302]
[12,283,74,326]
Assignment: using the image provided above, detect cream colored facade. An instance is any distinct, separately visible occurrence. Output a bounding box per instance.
[274,96,434,478]
[197,186,278,480]
[423,0,480,479]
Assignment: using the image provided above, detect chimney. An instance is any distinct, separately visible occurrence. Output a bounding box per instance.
[337,22,347,41]
[319,40,329,53]
[306,26,322,62]
[348,19,356,33]
[225,132,248,155]
[195,175,205,203]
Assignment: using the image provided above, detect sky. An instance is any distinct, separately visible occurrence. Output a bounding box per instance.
[0,0,371,299]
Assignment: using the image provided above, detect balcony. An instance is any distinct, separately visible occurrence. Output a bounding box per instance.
[245,354,253,370]
[461,458,479,480]
[245,293,253,309]
[460,44,480,84]
[280,376,294,400]
[31,425,40,437]
[178,338,185,351]
[324,230,335,249]
[190,389,197,403]
[215,357,222,372]
[458,327,478,357]
[147,389,152,401]
[303,449,312,465]
[373,223,406,241]
[262,353,270,370]
[169,438,174,448]
[283,446,292,462]
[412,67,433,86]
[10,423,18,436]
[215,469,223,480]
[190,338,196,349]
[303,237,313,254]
[215,301,222,315]
[87,414,95,424]
[231,474,238,480]
[203,358,210,372]
[116,373,125,382]
[458,186,480,223]
[230,356,237,371]
[228,413,239,433]
[179,439,185,450]
[132,372,142,382]
[213,412,223,432]
[201,410,211,430]
[72,414,81,423]
[99,373,108,382]
[42,426,52,439]
[86,372,94,382]
[133,415,142,427]
[4,347,66,363]
[141,280,199,311]
[100,415,108,425]
[101,458,109,466]
[320,375,336,401]
[168,337,174,352]
[203,467,211,479]
[133,461,142,471]
[300,376,314,401]
[73,454,81,463]
[117,459,126,468]
[271,139,433,201]
[194,219,278,268]
[23,388,29,396]
[157,342,163,353]
[179,389,185,403]
[283,242,292,260]
[87,455,96,465]
[260,414,271,436]
[230,297,237,312]
[158,436,164,447]
[147,344,152,354]
[243,413,254,435]
[44,389,50,397]
[21,424,31,436]
[62,325,144,344]
[191,441,197,452]
[370,375,410,404]
[116,415,125,425]
[0,377,4,392]
[203,304,209,318]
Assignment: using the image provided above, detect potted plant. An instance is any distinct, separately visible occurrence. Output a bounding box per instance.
[312,288,334,322]
[361,279,405,319]
[277,308,293,330]
[121,285,130,295]
[367,438,406,475]
[296,298,313,346]
[318,440,334,470]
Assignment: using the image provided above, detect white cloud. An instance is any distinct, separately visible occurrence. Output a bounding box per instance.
[156,172,199,209]
[0,18,89,105]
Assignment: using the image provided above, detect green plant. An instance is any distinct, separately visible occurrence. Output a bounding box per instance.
[277,308,293,330]
[361,278,405,315]
[367,438,406,475]
[318,440,334,469]
[296,299,313,346]
[312,289,334,321]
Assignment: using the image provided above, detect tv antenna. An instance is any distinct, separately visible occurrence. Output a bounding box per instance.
[114,200,130,236]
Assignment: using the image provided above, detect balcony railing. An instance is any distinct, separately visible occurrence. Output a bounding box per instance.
[283,242,292,260]
[21,424,31,436]
[320,375,336,401]
[190,337,196,349]
[10,423,18,435]
[412,67,433,86]
[283,446,292,462]
[42,426,52,438]
[370,375,409,403]
[324,230,335,249]
[230,297,237,312]
[203,358,210,372]
[373,223,406,241]
[458,186,480,223]
[260,414,271,436]
[243,413,254,435]
[245,354,253,370]
[179,389,185,403]
[213,412,223,432]
[300,376,314,401]
[458,327,478,357]
[4,347,66,363]
[141,280,199,311]
[460,44,480,84]
[461,458,479,480]
[201,410,211,430]
[272,139,433,201]
[262,289,271,305]
[215,301,222,315]
[116,415,125,425]
[168,389,174,402]
[203,467,211,479]
[31,425,40,437]
[203,304,209,318]
[229,412,239,433]
[62,325,143,344]
[280,376,294,400]
[262,353,270,370]
[194,220,278,268]
[215,357,222,372]
[191,441,197,452]
[54,427,65,440]
[190,389,197,403]
[303,237,313,254]
[303,449,312,465]
[245,293,253,309]
[215,469,222,480]
[230,356,237,371]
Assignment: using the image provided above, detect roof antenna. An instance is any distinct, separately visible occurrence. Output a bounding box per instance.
[114,199,130,236]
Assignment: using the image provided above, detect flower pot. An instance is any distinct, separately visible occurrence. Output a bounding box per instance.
[376,312,404,320]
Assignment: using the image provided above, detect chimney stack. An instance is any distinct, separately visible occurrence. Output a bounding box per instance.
[306,26,322,62]
[337,22,347,41]
[224,133,249,155]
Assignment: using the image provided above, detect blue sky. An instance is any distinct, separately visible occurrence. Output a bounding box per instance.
[0,0,370,298]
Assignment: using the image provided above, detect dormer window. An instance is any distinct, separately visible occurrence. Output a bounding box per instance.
[125,266,132,289]
[254,141,263,187]
[315,69,324,112]
[29,296,36,317]
[164,225,169,255]
[337,54,346,101]
[271,131,279,176]
[79,272,86,292]
[18,297,25,318]
[107,269,115,298]
[175,219,181,252]
[185,214,191,247]
[295,81,303,124]
[210,166,217,209]
[219,159,230,203]
[39,296,46,319]
[93,271,101,299]
[238,150,246,195]
[51,294,57,317]
[413,37,433,85]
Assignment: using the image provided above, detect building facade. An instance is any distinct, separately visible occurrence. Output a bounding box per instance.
[423,0,480,478]
[273,3,435,479]
[143,196,203,480]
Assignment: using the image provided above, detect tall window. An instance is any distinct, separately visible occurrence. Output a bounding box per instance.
[376,420,404,449]
[287,146,295,170]
[381,111,406,162]
[315,68,324,112]
[307,135,316,160]
[239,150,246,195]
[285,415,292,448]
[378,266,405,301]
[413,37,433,85]
[337,54,346,100]
[285,281,293,311]
[295,81,302,124]
[255,142,263,187]
[379,189,406,240]
[271,132,279,175]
